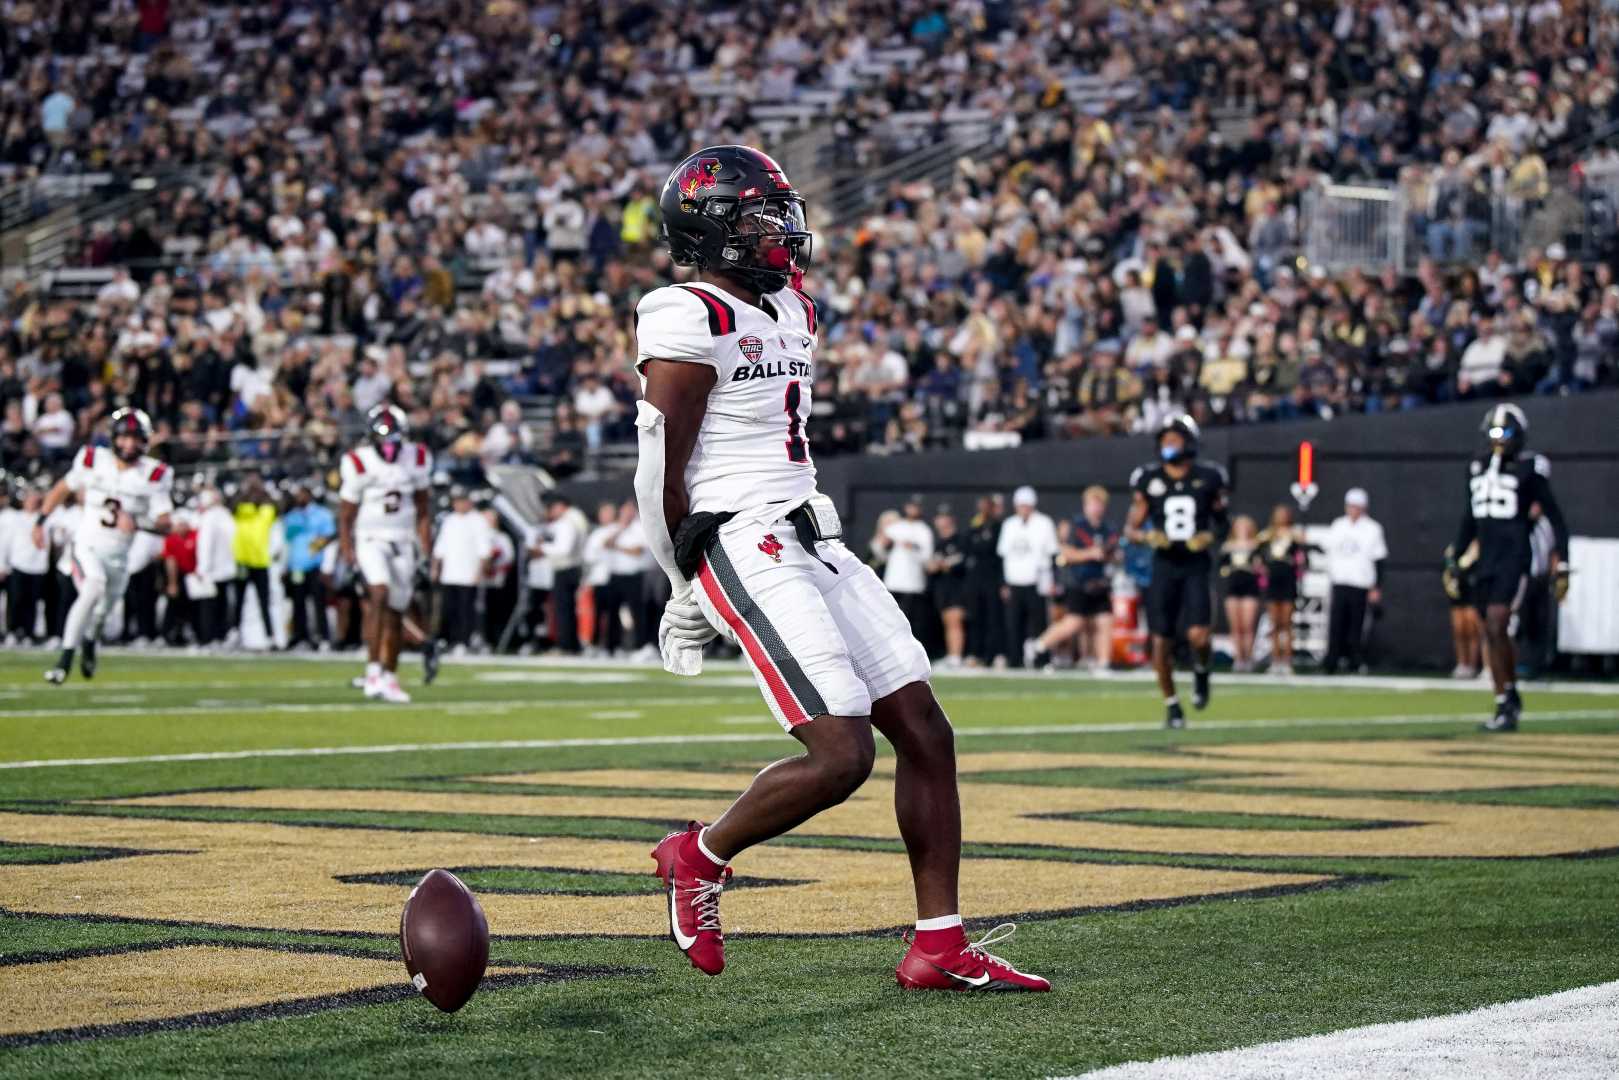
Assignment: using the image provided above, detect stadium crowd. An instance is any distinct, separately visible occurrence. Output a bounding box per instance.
[1,0,1617,593]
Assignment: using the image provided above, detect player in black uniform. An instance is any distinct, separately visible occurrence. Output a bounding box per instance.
[1125,415,1230,729]
[1449,404,1568,732]
[927,506,970,667]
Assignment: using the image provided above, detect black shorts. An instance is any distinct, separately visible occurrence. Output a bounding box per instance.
[1146,559,1213,637]
[1264,564,1297,603]
[1225,572,1260,599]
[1447,574,1474,608]
[1061,585,1112,617]
[932,578,969,612]
[1473,562,1529,612]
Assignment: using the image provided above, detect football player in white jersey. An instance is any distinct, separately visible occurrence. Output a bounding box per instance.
[636,146,1048,992]
[337,404,432,703]
[33,408,174,683]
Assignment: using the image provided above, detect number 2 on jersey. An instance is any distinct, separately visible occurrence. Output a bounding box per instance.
[783,380,807,463]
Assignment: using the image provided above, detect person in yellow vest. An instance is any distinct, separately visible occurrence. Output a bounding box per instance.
[619,185,657,249]
[231,471,278,649]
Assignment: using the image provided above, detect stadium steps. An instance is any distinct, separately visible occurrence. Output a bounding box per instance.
[12,171,199,280]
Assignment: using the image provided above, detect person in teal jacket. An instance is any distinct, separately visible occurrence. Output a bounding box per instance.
[283,483,336,649]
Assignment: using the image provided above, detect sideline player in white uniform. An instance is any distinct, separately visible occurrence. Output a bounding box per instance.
[337,404,432,703]
[33,408,174,683]
[636,146,1048,992]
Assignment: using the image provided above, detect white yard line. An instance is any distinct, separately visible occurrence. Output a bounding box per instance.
[1,710,1614,771]
[4,645,1618,694]
[1059,979,1619,1080]
[0,688,1366,720]
[0,694,765,722]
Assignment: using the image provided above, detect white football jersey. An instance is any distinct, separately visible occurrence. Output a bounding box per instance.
[64,445,175,554]
[635,280,819,515]
[339,441,433,539]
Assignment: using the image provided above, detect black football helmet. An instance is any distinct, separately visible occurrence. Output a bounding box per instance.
[1481,403,1527,459]
[1157,413,1200,464]
[368,404,408,464]
[659,145,812,294]
[109,407,153,463]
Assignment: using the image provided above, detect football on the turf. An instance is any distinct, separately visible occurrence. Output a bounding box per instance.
[399,868,489,1012]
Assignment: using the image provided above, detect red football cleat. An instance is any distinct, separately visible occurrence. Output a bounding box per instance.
[896,923,1051,992]
[651,821,731,976]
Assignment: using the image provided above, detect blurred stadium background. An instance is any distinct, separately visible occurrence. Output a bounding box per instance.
[4,0,1619,674]
[4,4,1619,1077]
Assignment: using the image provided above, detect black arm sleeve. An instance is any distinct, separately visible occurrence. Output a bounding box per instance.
[1211,471,1231,539]
[1530,469,1570,559]
[1453,496,1477,557]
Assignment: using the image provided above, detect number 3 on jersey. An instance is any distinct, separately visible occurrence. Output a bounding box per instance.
[1162,495,1197,540]
[783,380,807,463]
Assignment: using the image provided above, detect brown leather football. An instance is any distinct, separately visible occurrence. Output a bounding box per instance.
[399,869,489,1012]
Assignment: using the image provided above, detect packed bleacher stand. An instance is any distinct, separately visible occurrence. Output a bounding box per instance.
[1,0,1617,497]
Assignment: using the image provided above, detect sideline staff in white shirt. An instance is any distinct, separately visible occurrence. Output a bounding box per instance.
[2,487,51,641]
[432,488,495,648]
[534,492,587,653]
[882,495,935,639]
[998,485,1059,667]
[194,487,238,646]
[1322,487,1388,674]
[605,503,653,653]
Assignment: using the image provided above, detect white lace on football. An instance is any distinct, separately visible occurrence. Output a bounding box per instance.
[683,875,727,933]
[965,922,1019,967]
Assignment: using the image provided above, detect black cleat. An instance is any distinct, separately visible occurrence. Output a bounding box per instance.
[423,638,440,685]
[80,639,97,680]
[46,649,74,685]
[1166,701,1187,730]
[1192,669,1211,710]
[1481,694,1520,733]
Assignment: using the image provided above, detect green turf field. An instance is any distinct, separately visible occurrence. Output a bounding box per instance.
[1,651,1616,1078]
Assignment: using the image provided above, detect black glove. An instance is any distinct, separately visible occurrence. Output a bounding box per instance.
[672,511,736,581]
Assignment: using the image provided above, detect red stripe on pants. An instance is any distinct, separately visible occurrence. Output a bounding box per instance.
[697,560,809,726]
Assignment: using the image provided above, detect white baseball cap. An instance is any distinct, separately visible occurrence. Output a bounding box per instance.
[1345,487,1369,508]
[1013,485,1038,508]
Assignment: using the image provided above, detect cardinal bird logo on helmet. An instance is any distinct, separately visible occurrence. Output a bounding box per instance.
[677,158,722,201]
[660,146,814,294]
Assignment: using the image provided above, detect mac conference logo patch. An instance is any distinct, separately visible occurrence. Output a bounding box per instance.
[739,335,765,364]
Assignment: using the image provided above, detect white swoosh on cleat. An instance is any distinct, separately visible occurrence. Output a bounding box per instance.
[670,888,698,951]
[941,968,991,988]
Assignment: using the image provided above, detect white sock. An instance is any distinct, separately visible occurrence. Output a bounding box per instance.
[61,585,99,650]
[1165,695,1180,707]
[695,826,728,868]
[915,914,963,932]
[366,662,381,680]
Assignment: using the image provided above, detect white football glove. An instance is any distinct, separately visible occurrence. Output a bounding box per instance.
[658,583,717,676]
